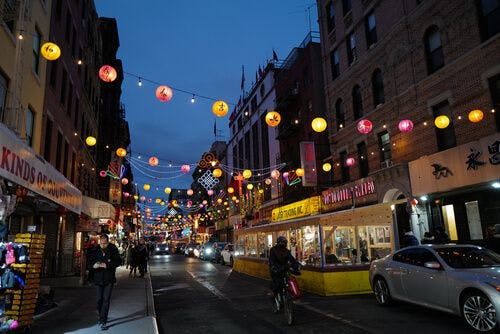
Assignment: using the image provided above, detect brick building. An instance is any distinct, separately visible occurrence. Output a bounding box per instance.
[317,0,500,246]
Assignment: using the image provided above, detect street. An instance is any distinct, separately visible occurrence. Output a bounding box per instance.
[150,254,473,334]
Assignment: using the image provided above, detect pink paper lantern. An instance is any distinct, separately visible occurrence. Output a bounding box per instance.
[121,178,129,185]
[271,169,280,179]
[99,170,107,178]
[207,189,214,196]
[356,119,373,134]
[187,189,194,196]
[140,196,146,202]
[398,119,414,133]
[346,157,356,167]
[156,85,173,102]
[180,164,191,174]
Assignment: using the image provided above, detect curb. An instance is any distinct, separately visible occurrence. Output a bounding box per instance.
[145,265,159,334]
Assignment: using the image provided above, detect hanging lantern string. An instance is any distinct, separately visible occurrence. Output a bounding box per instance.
[122,71,237,106]
[217,162,287,175]
[125,158,193,174]
[126,156,197,170]
[127,159,189,180]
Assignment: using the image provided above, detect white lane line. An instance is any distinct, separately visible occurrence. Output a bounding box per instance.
[295,301,373,333]
[187,270,230,301]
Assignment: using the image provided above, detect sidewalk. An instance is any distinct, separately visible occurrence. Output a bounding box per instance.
[30,267,159,334]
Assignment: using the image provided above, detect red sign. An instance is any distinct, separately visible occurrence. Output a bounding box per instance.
[299,142,317,187]
[322,178,376,211]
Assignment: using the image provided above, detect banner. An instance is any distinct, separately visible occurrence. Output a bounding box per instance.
[299,141,317,187]
[108,153,122,205]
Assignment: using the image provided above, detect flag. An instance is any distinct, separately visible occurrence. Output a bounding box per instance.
[272,49,278,61]
[240,65,245,91]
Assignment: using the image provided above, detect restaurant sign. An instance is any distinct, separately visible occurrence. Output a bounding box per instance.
[321,178,376,212]
[271,196,320,222]
[0,123,82,214]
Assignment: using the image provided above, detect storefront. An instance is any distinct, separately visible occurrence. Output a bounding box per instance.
[409,134,500,244]
[0,122,82,276]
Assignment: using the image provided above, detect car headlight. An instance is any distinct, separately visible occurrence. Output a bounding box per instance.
[206,248,212,254]
[165,247,169,250]
[155,248,160,251]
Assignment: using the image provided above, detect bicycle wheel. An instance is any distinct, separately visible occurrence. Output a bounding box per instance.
[283,291,293,325]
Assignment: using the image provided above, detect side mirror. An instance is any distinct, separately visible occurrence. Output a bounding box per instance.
[424,261,441,270]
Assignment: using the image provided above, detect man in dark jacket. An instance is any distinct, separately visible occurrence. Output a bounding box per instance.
[91,234,122,330]
[268,236,300,311]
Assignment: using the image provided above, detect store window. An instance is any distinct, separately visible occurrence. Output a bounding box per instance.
[300,226,321,266]
[365,11,377,48]
[477,0,500,41]
[32,28,41,75]
[326,1,335,32]
[25,107,35,147]
[352,85,363,119]
[378,131,392,162]
[424,26,445,74]
[346,32,357,65]
[257,233,268,258]
[335,98,345,130]
[432,100,456,151]
[330,48,340,81]
[235,237,244,256]
[244,234,257,257]
[371,69,385,107]
[488,73,500,131]
[0,72,8,123]
[358,226,392,261]
[334,227,356,262]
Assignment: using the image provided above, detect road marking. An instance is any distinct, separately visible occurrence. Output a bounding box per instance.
[154,283,190,292]
[295,301,373,333]
[187,270,230,301]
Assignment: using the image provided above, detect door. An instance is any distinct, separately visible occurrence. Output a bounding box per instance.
[400,248,449,309]
[387,249,415,298]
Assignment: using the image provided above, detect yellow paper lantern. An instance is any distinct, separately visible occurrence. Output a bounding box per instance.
[133,195,139,201]
[143,184,151,191]
[227,187,234,194]
[247,184,254,190]
[164,187,172,194]
[265,178,272,185]
[242,169,252,179]
[212,168,223,178]
[231,196,237,201]
[265,111,281,127]
[468,109,484,123]
[311,117,327,132]
[155,198,161,204]
[258,189,264,194]
[41,42,61,60]
[217,198,223,204]
[85,136,96,147]
[212,100,229,117]
[322,163,332,172]
[434,115,450,129]
[295,168,304,177]
[116,148,127,157]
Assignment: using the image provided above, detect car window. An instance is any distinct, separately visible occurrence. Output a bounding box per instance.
[436,247,500,268]
[393,248,438,267]
[393,249,419,265]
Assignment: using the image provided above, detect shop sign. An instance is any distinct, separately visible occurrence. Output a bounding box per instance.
[409,134,500,196]
[271,196,320,222]
[299,142,317,187]
[321,178,377,212]
[108,154,122,205]
[0,123,82,213]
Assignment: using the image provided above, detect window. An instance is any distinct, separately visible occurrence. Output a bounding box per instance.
[352,85,363,120]
[250,97,257,113]
[55,132,62,171]
[43,118,52,161]
[326,1,335,32]
[65,11,72,42]
[346,32,356,65]
[25,107,35,147]
[32,28,41,75]
[49,61,58,88]
[378,131,392,162]
[432,101,456,151]
[393,248,439,267]
[365,12,377,47]
[60,68,67,104]
[71,152,76,183]
[0,72,8,122]
[55,0,62,19]
[424,26,444,74]
[477,0,500,41]
[252,123,260,168]
[340,151,350,182]
[335,98,345,130]
[357,141,369,177]
[67,82,73,115]
[63,141,69,176]
[260,83,265,99]
[74,98,79,129]
[330,48,340,80]
[488,73,500,131]
[3,0,17,33]
[371,69,385,107]
[342,0,352,15]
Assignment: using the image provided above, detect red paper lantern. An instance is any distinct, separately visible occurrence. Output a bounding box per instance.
[99,65,117,82]
[410,198,419,206]
[356,119,373,134]
[398,119,414,133]
[121,178,129,185]
[149,156,159,166]
[346,157,356,167]
[207,189,214,196]
[156,85,173,102]
[99,170,107,178]
[180,164,191,174]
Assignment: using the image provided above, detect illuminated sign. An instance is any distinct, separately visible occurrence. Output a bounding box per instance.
[321,178,376,212]
[271,196,320,222]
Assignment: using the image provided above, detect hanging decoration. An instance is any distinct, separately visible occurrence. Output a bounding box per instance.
[212,168,223,178]
[121,178,129,185]
[246,184,254,190]
[398,119,414,133]
[242,169,252,179]
[99,170,107,177]
[356,119,373,134]
[116,148,127,158]
[156,85,173,102]
[41,42,61,60]
[265,178,272,185]
[212,100,229,117]
[322,163,332,172]
[143,184,151,191]
[271,169,280,179]
[197,170,219,191]
[187,189,194,196]
[85,136,97,146]
[207,189,214,196]
[227,187,234,194]
[99,65,118,82]
[311,117,327,132]
[434,115,450,129]
[164,187,172,194]
[198,152,216,169]
[180,164,191,174]
[140,196,146,202]
[148,156,159,167]
[346,158,356,167]
[265,111,281,127]
[295,168,304,177]
[468,109,483,123]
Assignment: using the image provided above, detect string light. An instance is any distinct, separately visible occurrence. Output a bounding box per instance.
[190,95,196,103]
[138,77,143,87]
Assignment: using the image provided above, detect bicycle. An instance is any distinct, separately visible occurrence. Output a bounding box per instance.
[272,268,301,325]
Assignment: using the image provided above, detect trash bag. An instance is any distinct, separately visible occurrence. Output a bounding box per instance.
[288,276,302,300]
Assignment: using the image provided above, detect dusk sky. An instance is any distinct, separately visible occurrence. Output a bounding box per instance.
[94,0,319,198]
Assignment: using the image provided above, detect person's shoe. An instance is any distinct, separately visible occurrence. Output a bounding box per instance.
[100,322,107,330]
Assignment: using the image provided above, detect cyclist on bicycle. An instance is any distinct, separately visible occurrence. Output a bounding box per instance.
[269,236,300,305]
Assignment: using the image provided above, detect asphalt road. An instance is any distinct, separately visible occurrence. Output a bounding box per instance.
[149,254,474,334]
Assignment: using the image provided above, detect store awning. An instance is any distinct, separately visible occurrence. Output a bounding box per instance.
[81,196,115,220]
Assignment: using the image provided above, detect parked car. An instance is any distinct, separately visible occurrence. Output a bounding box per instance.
[212,242,228,263]
[154,243,170,255]
[369,244,500,333]
[220,244,235,267]
[199,242,215,260]
[184,243,199,257]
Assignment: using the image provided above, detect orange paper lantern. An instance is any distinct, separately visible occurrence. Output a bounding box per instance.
[212,101,229,117]
[265,111,281,127]
[116,148,127,157]
[149,156,159,166]
[99,65,117,82]
[468,109,483,123]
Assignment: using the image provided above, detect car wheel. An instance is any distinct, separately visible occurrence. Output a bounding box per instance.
[229,257,234,267]
[373,277,392,306]
[462,291,497,333]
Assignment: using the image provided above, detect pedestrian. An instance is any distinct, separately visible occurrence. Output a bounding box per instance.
[434,226,451,244]
[135,239,149,278]
[91,234,122,330]
[324,246,340,264]
[129,241,138,277]
[485,224,500,254]
[421,231,435,244]
[402,230,419,247]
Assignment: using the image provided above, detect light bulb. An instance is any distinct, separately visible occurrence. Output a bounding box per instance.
[138,78,143,87]
[190,95,195,103]
[77,59,83,65]
[18,33,23,40]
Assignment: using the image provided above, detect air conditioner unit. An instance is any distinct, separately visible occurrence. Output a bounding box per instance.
[381,159,393,169]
